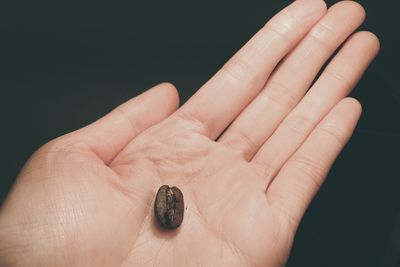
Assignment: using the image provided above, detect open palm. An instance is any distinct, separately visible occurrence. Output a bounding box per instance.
[0,1,379,266]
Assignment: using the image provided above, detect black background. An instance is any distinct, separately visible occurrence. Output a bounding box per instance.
[1,0,399,266]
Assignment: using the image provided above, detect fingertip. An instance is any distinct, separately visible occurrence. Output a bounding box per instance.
[298,0,328,15]
[154,82,180,112]
[157,81,177,93]
[348,31,381,58]
[357,31,381,54]
[270,0,327,26]
[133,82,179,114]
[298,0,327,11]
[334,97,362,123]
[329,1,366,26]
[343,97,362,115]
[331,1,366,16]
[318,0,328,13]
[160,82,180,108]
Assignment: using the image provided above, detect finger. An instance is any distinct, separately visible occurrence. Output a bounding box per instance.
[219,1,366,159]
[252,31,379,179]
[69,83,179,164]
[173,0,327,139]
[265,97,362,226]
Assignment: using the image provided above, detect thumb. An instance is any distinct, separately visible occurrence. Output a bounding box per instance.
[60,82,179,164]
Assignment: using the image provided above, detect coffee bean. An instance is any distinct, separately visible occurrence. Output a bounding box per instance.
[154,185,184,229]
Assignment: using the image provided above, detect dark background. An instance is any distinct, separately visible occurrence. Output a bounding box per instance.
[1,0,399,266]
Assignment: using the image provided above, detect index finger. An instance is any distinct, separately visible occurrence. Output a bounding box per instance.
[175,0,327,139]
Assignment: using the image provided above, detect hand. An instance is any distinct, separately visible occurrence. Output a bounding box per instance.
[0,0,379,266]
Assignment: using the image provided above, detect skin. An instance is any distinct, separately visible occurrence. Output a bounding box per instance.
[0,0,380,266]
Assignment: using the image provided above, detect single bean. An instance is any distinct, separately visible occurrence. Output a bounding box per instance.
[154,185,184,229]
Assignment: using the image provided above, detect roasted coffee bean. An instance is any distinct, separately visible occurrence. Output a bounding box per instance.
[154,185,184,229]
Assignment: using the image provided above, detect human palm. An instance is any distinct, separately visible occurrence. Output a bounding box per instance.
[0,1,379,266]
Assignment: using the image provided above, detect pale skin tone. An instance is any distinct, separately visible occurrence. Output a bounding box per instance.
[0,0,380,266]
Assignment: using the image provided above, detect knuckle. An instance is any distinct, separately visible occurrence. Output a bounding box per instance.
[113,105,138,134]
[252,159,277,185]
[308,22,336,51]
[317,123,346,147]
[289,155,326,188]
[221,55,261,85]
[264,20,293,45]
[263,78,301,110]
[281,115,315,136]
[324,67,354,92]
[172,110,211,136]
[223,130,258,160]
